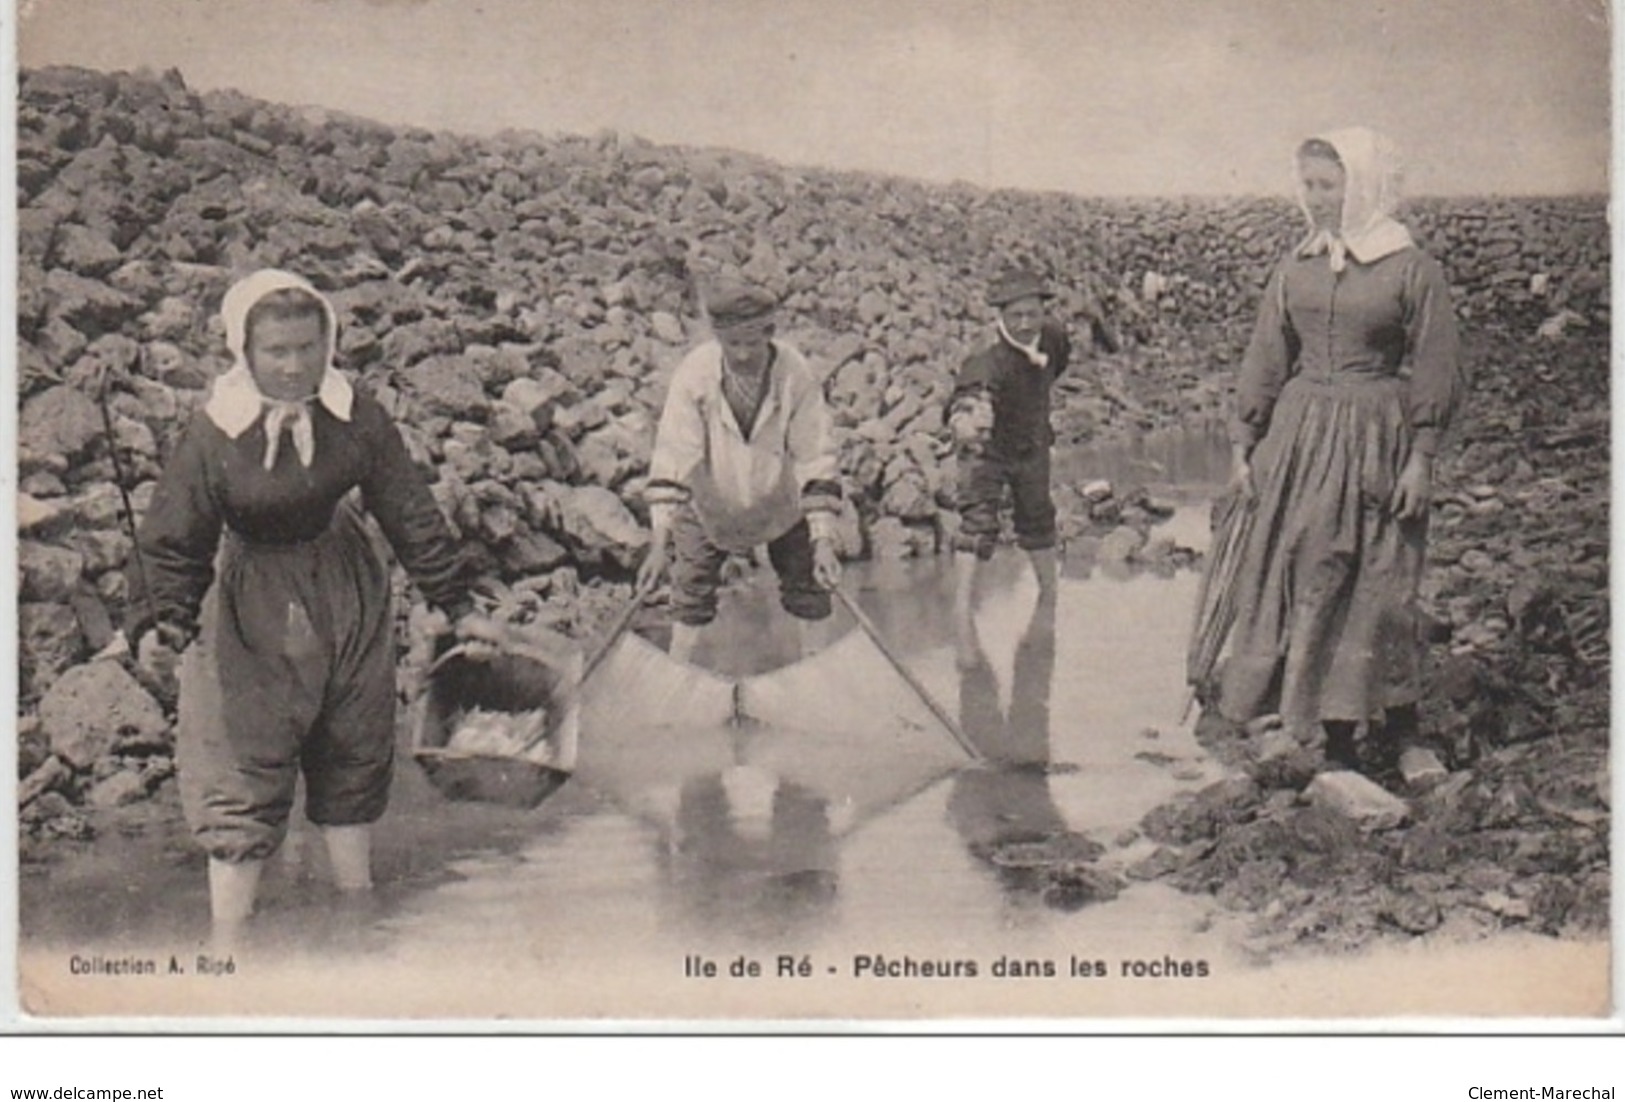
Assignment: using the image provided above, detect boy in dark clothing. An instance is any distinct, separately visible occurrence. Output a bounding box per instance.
[948,270,1071,625]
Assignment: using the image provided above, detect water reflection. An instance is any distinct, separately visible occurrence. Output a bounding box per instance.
[946,594,1070,903]
[652,751,840,941]
[1058,422,1233,499]
[21,497,1228,979]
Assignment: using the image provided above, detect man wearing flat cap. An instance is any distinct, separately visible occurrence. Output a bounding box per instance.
[948,268,1072,629]
[638,279,843,663]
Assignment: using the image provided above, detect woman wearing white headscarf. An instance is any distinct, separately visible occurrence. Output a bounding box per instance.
[128,269,481,939]
[1217,129,1466,774]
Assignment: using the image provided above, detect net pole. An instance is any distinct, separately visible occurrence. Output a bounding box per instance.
[834,588,981,762]
[582,594,644,685]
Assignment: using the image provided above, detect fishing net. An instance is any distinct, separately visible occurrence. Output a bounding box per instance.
[575,632,740,800]
[736,629,968,832]
[582,630,738,731]
[574,624,968,837]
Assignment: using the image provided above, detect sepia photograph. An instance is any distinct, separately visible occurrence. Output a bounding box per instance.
[6,0,1615,1026]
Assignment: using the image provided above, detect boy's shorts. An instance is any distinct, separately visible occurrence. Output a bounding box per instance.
[952,449,1057,560]
[669,505,831,625]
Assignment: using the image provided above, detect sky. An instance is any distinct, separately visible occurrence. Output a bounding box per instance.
[13,0,1615,196]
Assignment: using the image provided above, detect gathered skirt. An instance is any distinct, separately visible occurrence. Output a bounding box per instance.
[1218,373,1427,732]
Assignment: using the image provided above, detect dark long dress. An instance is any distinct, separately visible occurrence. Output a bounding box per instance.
[1220,246,1464,732]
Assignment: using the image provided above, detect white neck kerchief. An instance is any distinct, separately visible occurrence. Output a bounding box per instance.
[997,318,1049,368]
[204,269,353,470]
[1295,127,1416,273]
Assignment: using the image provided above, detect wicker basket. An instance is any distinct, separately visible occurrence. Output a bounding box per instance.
[411,634,581,810]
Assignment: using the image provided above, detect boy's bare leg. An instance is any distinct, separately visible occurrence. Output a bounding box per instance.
[322,824,374,893]
[953,551,980,619]
[1027,547,1059,606]
[670,622,702,665]
[953,550,980,666]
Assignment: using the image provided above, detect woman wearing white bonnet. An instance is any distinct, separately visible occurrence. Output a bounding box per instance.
[127,268,483,943]
[1211,128,1468,779]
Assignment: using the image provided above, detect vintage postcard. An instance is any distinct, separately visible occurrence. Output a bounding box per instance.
[7,0,1615,1027]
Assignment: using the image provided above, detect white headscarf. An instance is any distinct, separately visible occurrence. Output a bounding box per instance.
[204,269,353,469]
[1295,127,1416,272]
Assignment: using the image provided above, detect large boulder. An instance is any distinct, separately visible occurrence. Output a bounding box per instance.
[141,340,213,390]
[498,530,571,576]
[403,356,491,420]
[536,483,649,570]
[880,468,936,522]
[39,660,170,770]
[55,223,124,277]
[19,541,86,603]
[20,602,87,699]
[868,516,913,561]
[553,334,614,388]
[18,493,71,536]
[43,269,142,335]
[1098,525,1146,564]
[650,311,685,344]
[1305,771,1411,832]
[87,770,152,810]
[575,415,653,488]
[501,370,574,416]
[20,384,103,459]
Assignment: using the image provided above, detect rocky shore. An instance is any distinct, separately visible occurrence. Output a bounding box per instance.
[1127,323,1611,952]
[15,65,1611,953]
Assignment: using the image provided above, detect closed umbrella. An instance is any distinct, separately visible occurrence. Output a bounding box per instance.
[1183,488,1256,719]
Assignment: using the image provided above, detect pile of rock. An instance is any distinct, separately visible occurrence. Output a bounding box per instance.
[14,64,1612,844]
[1131,727,1609,954]
[1409,197,1612,330]
[1132,321,1612,951]
[1053,479,1194,575]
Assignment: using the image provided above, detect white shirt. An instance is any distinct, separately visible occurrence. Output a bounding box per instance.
[647,340,839,552]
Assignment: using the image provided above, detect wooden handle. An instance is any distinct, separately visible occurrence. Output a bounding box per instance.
[581,593,644,685]
[511,595,641,759]
[834,588,981,761]
[422,641,474,681]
